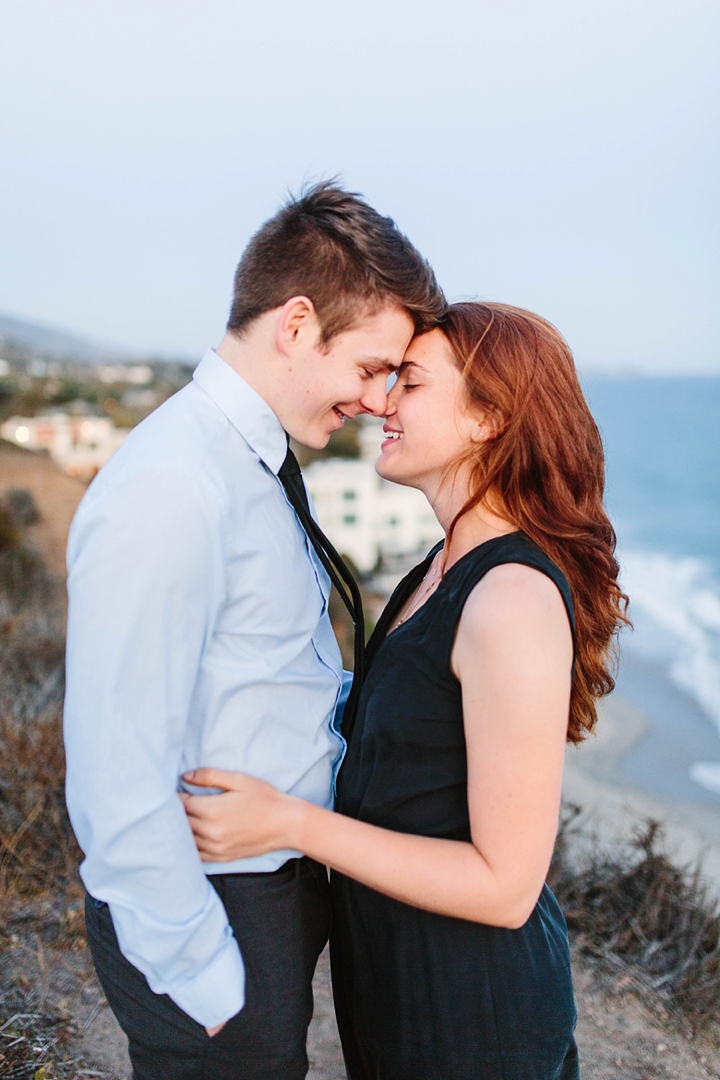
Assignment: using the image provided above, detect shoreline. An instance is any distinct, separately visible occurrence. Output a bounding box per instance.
[563,686,720,892]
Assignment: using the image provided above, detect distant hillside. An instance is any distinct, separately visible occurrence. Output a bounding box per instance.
[0,312,124,361]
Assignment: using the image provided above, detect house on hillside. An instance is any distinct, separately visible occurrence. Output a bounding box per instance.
[0,413,128,481]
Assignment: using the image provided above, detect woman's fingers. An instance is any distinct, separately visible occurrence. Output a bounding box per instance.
[184,814,218,841]
[178,772,293,861]
[195,839,226,861]
[179,789,268,861]
[183,767,240,790]
[182,794,239,836]
[180,791,225,821]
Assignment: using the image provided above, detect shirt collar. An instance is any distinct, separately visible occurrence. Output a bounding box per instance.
[193,349,288,474]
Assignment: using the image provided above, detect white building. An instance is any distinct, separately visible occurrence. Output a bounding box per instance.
[303,418,442,574]
[96,364,153,385]
[0,413,129,480]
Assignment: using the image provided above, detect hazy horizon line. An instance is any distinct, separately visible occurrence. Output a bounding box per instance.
[1,308,718,378]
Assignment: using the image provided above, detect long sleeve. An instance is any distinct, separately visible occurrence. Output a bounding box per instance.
[64,469,245,1029]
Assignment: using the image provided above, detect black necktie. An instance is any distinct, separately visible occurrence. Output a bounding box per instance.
[278,445,365,740]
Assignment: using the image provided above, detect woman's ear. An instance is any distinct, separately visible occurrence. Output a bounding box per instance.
[470,411,502,444]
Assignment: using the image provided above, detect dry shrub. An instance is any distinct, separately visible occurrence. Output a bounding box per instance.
[0,502,92,1074]
[0,711,82,905]
[4,488,41,527]
[0,498,82,942]
[550,804,720,1032]
[0,494,65,733]
[0,502,47,612]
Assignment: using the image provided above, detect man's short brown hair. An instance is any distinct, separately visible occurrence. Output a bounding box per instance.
[227,181,446,346]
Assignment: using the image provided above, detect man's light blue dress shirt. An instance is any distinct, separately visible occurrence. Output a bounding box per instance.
[64,350,347,1029]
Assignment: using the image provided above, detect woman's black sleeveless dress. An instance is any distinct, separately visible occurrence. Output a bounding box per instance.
[331,533,580,1080]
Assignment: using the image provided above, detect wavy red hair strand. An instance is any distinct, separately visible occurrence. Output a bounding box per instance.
[441,302,630,743]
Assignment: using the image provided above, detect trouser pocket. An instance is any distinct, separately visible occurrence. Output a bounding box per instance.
[84,894,208,1054]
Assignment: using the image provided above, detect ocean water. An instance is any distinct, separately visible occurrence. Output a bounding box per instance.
[582,376,720,800]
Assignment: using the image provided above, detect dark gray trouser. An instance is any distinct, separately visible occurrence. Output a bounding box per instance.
[85,858,331,1080]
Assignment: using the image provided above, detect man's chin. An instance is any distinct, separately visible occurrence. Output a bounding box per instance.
[287,427,331,452]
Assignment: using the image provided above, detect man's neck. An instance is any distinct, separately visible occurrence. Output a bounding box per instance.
[215,327,279,412]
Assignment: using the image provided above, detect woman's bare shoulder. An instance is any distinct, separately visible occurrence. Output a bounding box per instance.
[455,561,571,658]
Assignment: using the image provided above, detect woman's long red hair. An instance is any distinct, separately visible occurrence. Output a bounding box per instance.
[441,302,629,743]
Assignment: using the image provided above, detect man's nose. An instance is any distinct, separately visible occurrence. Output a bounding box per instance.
[359,378,389,416]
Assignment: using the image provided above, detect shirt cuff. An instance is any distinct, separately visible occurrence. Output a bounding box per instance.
[169,935,246,1028]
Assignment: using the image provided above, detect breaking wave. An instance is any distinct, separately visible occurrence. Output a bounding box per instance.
[619,550,720,734]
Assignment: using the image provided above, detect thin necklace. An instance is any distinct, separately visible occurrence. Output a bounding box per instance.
[391,552,445,632]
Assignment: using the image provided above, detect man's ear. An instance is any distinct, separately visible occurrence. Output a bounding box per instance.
[276,296,319,356]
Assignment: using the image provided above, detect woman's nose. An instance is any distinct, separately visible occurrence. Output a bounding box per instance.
[384,386,399,416]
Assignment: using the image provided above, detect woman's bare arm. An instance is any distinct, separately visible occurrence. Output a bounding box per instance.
[182,564,573,928]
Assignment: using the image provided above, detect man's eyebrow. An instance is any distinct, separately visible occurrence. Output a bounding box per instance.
[364,356,403,372]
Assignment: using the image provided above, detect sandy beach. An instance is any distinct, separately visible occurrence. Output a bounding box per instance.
[564,672,720,892]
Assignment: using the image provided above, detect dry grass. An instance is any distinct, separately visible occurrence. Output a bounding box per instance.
[550,804,720,1035]
[0,1001,87,1080]
[0,712,83,911]
[0,497,78,920]
[0,491,92,1078]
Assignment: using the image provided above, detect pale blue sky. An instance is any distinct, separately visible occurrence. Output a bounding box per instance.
[1,0,718,371]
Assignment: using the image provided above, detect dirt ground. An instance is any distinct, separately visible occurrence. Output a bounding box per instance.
[0,440,86,575]
[571,958,718,1080]
[69,944,720,1080]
